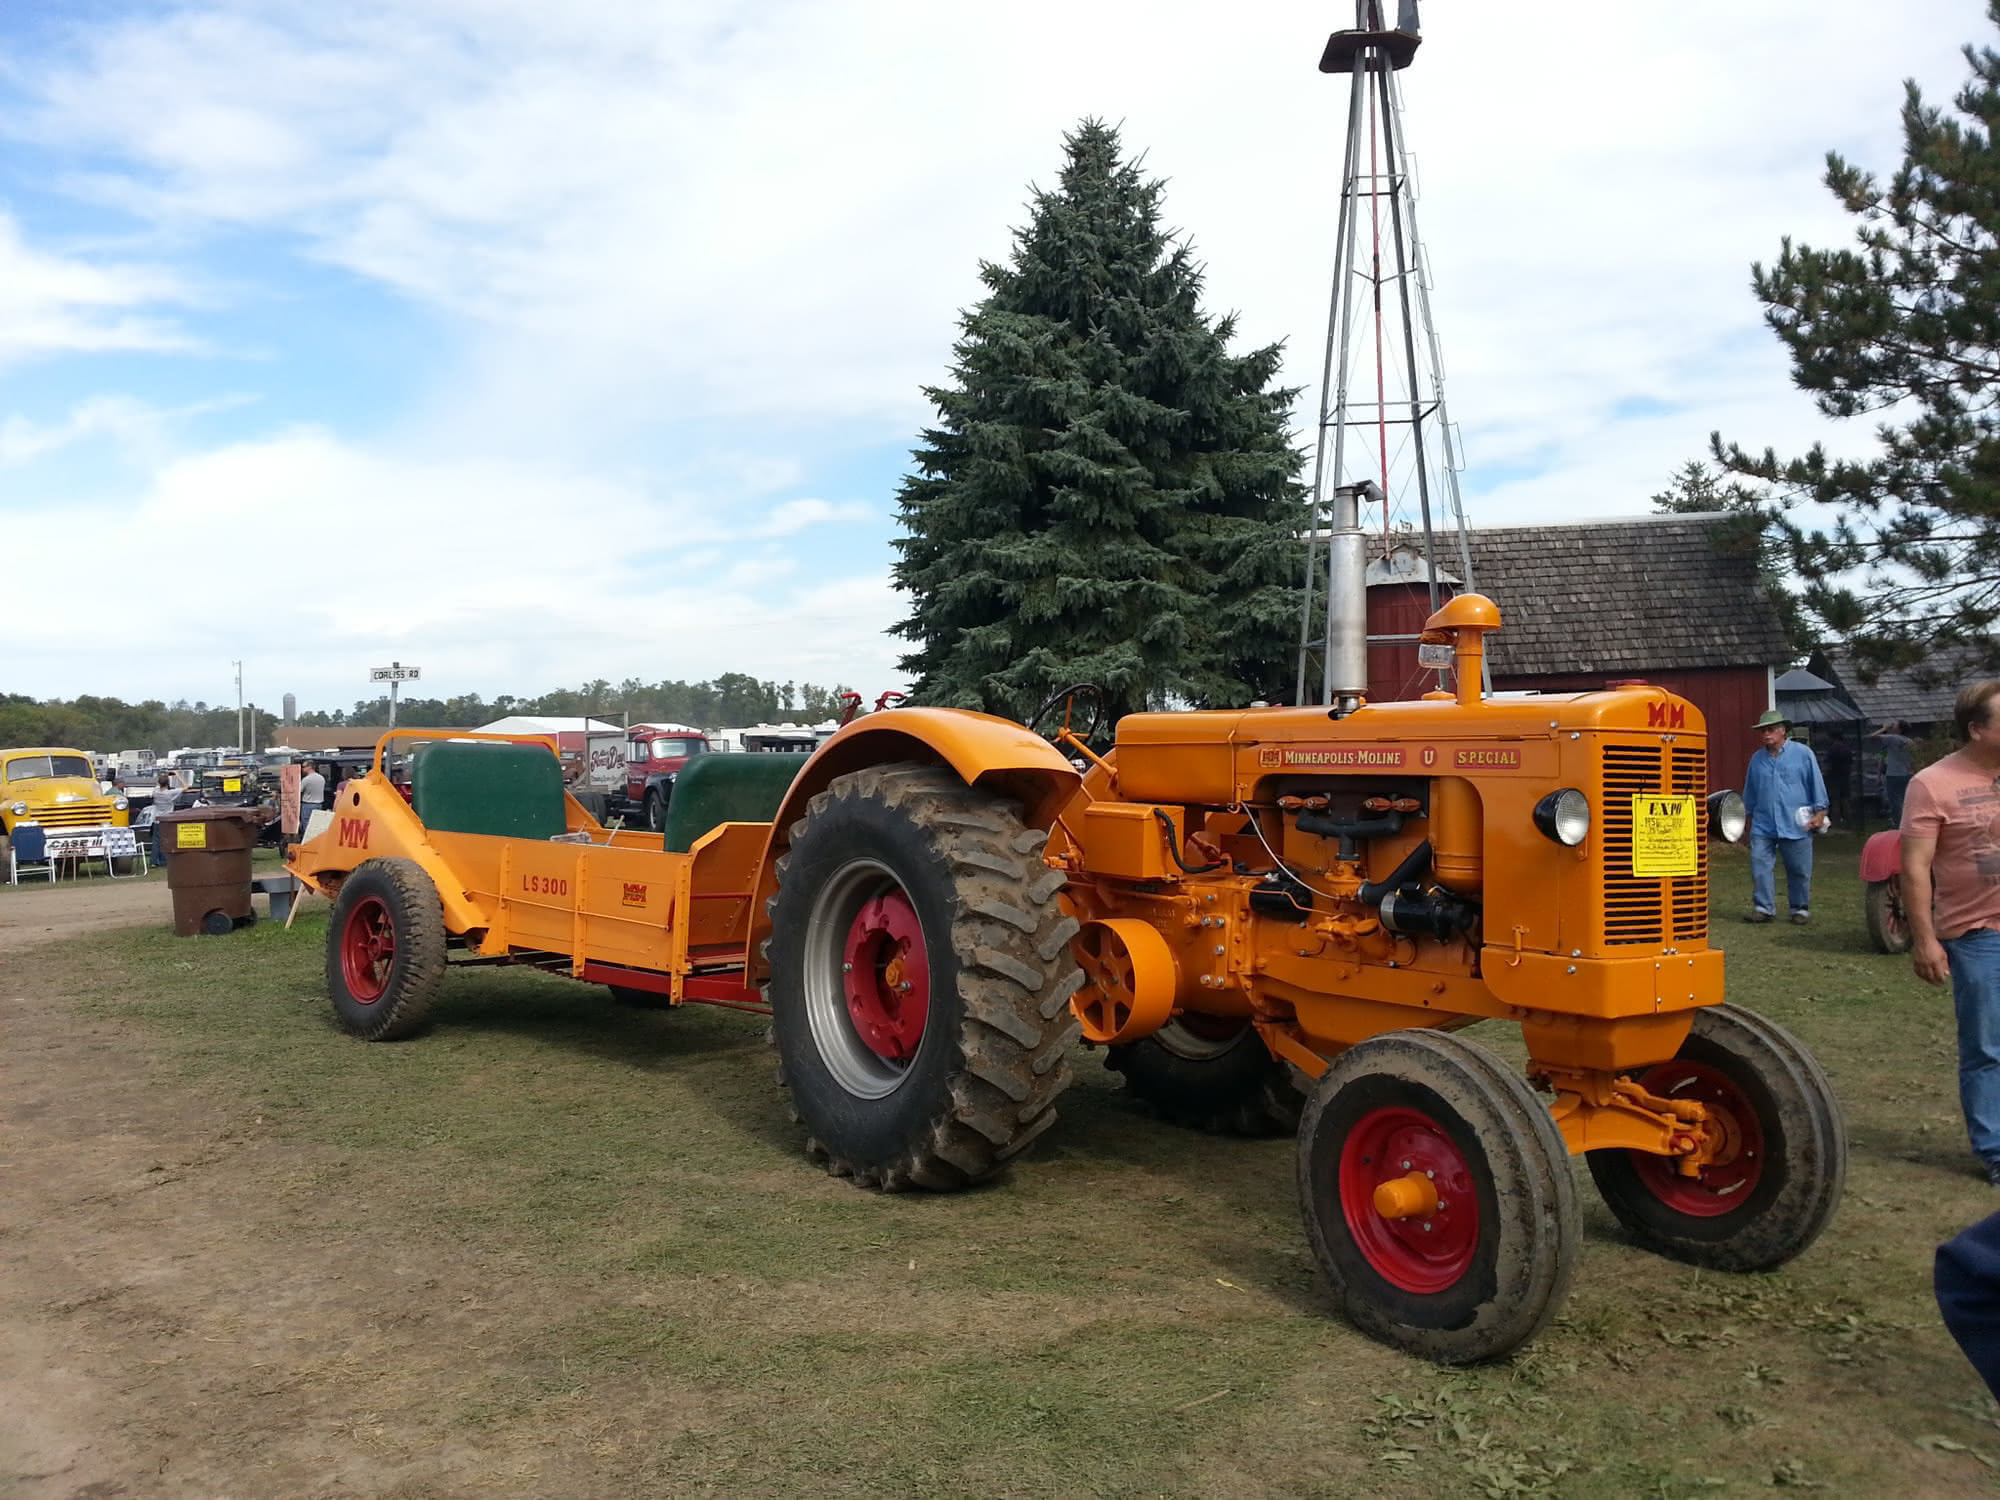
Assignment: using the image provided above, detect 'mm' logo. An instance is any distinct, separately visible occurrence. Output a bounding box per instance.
[1647,702,1687,730]
[337,818,371,850]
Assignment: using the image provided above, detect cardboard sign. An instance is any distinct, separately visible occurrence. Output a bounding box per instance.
[1630,795,1697,878]
[176,822,208,849]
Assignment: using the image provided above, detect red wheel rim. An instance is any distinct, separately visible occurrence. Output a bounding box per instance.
[841,888,929,1062]
[340,895,395,1004]
[1631,1060,1763,1216]
[1338,1105,1481,1294]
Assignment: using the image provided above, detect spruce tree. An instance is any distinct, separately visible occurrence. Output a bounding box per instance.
[892,120,1306,724]
[1714,5,2000,678]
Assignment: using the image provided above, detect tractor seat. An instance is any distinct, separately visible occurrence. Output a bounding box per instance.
[410,741,569,840]
[662,753,811,853]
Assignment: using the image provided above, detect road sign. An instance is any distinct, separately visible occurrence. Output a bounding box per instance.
[369,665,421,682]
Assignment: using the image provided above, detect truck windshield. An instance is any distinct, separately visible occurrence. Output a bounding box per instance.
[5,754,93,782]
[650,739,705,760]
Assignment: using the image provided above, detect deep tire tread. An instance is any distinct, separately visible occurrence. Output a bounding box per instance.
[764,764,1081,1192]
[1585,1002,1846,1272]
[325,857,447,1042]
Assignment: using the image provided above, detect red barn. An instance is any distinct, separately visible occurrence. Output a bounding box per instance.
[1364,515,1794,794]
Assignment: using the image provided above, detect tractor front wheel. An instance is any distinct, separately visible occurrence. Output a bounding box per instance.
[1586,1003,1845,1271]
[1864,877,1912,955]
[1298,1029,1579,1364]
[326,857,447,1041]
[765,764,1082,1191]
[1107,1017,1305,1136]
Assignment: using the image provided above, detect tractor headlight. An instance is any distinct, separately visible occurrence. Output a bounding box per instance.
[1533,788,1590,847]
[113,796,129,811]
[1708,789,1748,844]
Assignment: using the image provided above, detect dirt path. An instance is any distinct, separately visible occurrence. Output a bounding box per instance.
[0,877,175,953]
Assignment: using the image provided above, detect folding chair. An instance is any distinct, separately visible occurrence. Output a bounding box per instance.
[103,824,145,877]
[8,824,55,884]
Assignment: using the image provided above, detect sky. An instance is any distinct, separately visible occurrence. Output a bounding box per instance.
[0,0,1988,717]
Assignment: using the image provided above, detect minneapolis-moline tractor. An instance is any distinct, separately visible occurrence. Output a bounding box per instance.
[291,512,1843,1363]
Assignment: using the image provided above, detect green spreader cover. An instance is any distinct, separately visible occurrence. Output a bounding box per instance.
[410,740,569,840]
[663,752,811,853]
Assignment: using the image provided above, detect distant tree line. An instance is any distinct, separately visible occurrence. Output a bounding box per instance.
[0,674,856,753]
[0,693,281,756]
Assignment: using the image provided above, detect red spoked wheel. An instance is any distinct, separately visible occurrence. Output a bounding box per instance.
[1298,1030,1578,1364]
[842,889,930,1062]
[325,858,446,1041]
[340,895,396,1005]
[1338,1106,1482,1294]
[1587,1003,1846,1272]
[1626,1059,1761,1217]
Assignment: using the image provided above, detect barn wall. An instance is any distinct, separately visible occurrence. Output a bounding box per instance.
[1365,584,1442,704]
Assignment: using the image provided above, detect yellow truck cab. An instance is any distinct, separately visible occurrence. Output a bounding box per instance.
[0,746,131,839]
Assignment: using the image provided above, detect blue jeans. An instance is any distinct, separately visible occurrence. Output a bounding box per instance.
[1749,831,1813,914]
[1888,774,1912,826]
[1949,929,2000,1167]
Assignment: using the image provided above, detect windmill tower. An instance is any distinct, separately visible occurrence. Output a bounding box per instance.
[1295,0,1475,708]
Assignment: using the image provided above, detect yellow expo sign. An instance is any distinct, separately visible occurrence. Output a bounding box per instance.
[1630,795,1697,878]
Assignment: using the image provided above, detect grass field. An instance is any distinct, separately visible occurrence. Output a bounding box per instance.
[12,831,2000,1496]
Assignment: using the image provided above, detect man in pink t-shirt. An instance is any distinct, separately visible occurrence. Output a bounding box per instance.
[1904,679,2000,1182]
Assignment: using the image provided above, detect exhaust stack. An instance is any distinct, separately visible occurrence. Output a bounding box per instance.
[1322,480,1377,716]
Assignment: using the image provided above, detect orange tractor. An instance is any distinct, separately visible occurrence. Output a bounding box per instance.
[291,556,1842,1364]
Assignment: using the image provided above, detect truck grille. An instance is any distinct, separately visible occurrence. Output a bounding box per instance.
[1598,743,1708,946]
[23,805,115,828]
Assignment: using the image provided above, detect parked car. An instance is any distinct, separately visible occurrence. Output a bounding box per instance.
[0,746,131,842]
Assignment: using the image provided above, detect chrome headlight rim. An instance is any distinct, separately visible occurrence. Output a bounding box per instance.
[1708,788,1748,844]
[1533,787,1591,847]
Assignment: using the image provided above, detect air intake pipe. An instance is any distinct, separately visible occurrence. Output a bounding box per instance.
[1321,480,1378,717]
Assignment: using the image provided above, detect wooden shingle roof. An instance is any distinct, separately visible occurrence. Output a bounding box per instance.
[1809,646,1982,728]
[1451,515,1795,676]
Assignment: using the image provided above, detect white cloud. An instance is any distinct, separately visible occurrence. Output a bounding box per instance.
[0,0,1991,707]
[0,428,902,706]
[0,212,188,367]
[757,497,872,538]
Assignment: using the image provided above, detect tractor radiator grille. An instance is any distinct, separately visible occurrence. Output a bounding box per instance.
[1597,742,1708,947]
[1671,746,1709,942]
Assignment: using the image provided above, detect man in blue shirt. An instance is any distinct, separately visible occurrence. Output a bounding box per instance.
[1742,708,1829,924]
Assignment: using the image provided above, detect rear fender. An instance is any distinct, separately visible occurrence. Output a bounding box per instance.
[1860,827,1904,883]
[741,707,1081,981]
[286,771,492,934]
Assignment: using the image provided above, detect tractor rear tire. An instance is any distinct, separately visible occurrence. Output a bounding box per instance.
[1107,1018,1306,1135]
[1298,1029,1579,1364]
[1586,1003,1846,1272]
[1864,877,1912,955]
[326,857,447,1041]
[764,763,1082,1191]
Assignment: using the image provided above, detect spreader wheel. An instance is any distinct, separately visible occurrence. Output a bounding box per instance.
[1107,1016,1306,1136]
[325,857,447,1041]
[764,763,1082,1191]
[1864,877,1912,955]
[1586,1003,1846,1271]
[1298,1029,1579,1364]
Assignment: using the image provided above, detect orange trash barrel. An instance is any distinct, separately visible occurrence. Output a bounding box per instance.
[159,806,268,936]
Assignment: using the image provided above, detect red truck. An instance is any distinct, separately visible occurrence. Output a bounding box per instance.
[587,723,713,832]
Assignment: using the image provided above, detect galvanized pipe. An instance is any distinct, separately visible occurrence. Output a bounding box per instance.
[1322,480,1377,714]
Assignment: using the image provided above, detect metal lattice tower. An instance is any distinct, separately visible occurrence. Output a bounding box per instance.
[1295,0,1475,707]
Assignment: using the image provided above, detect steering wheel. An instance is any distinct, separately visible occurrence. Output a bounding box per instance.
[1027,683,1107,744]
